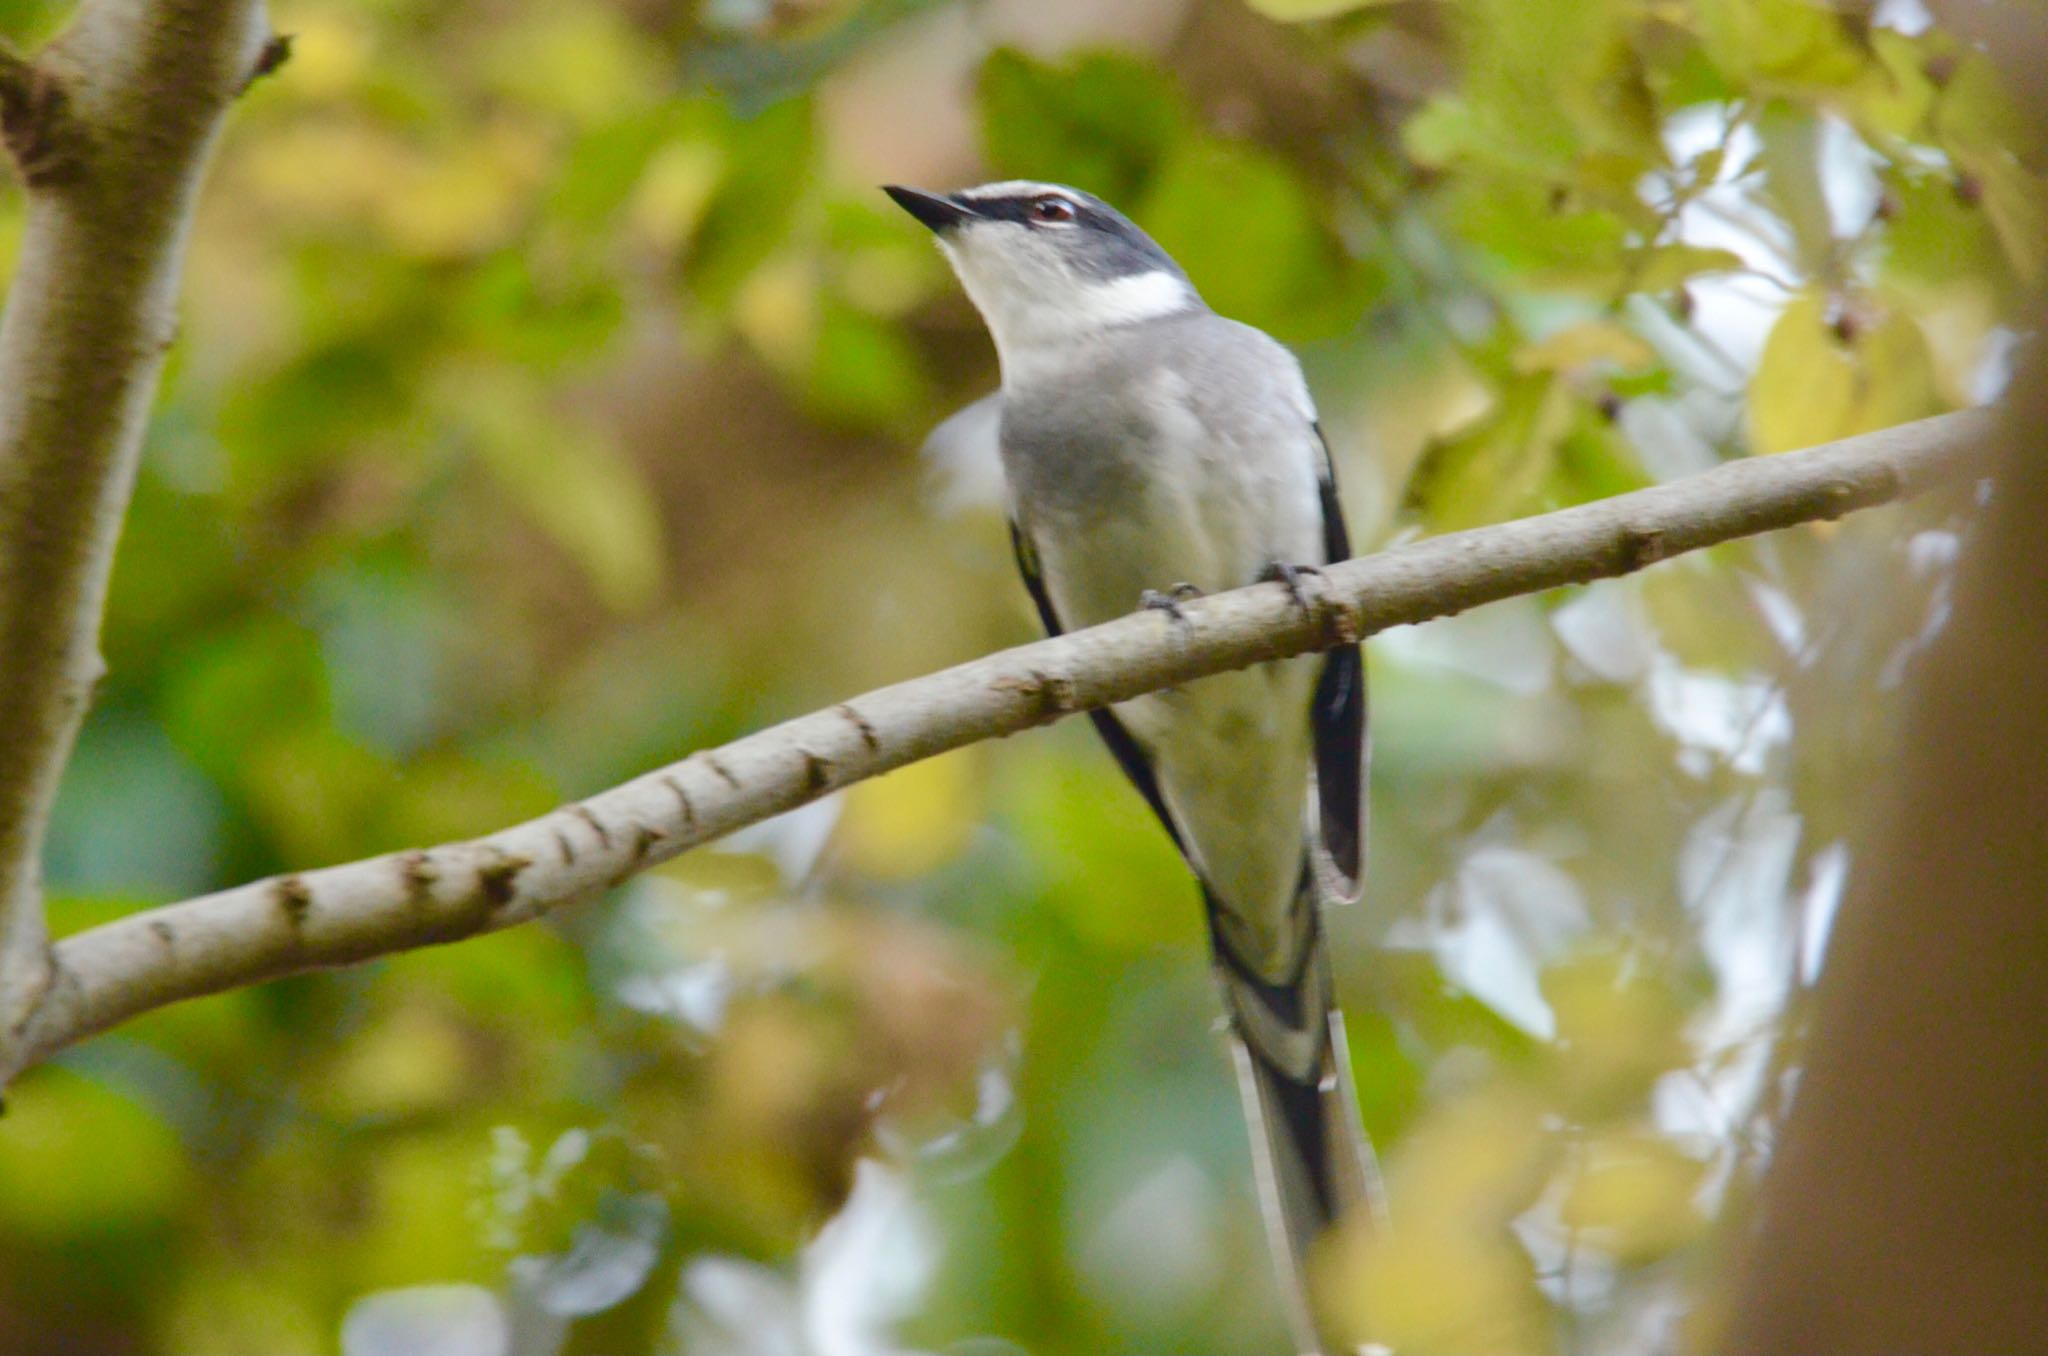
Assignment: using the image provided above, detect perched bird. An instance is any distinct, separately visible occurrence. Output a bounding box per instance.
[887,180,1383,1353]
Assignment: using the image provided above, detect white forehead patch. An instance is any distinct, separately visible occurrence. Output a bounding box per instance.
[956,180,1080,203]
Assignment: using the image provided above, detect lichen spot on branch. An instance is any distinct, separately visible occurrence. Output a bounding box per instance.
[273,875,314,926]
[476,851,531,909]
[0,56,88,188]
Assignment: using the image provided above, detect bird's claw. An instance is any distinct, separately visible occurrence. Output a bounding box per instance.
[1141,582,1205,624]
[1262,561,1323,612]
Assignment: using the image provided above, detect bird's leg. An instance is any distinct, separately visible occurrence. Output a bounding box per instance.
[1140,581,1205,624]
[1260,560,1323,613]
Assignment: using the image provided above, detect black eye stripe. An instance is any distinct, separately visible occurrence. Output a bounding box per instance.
[950,187,1187,282]
[963,195,1085,226]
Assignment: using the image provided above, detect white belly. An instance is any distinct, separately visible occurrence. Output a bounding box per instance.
[1118,654,1320,955]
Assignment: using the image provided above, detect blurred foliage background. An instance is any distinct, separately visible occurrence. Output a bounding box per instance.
[0,0,2033,1352]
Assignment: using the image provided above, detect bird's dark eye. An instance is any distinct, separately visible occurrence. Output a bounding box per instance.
[1031,196,1077,223]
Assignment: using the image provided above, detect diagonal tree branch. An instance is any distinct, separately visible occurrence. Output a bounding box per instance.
[0,407,1996,1085]
[0,2,272,1070]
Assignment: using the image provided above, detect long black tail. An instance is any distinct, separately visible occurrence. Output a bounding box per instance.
[1208,880,1384,1355]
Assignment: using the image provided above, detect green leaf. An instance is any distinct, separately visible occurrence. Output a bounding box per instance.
[219,334,413,493]
[0,0,67,44]
[242,724,398,865]
[977,48,1184,205]
[1437,174,1634,288]
[1748,293,1856,454]
[1000,740,1192,955]
[478,6,664,126]
[550,111,686,229]
[824,199,948,316]
[1879,165,2005,290]
[378,751,560,848]
[1139,137,1345,338]
[0,1068,196,1237]
[1403,96,1485,171]
[802,299,932,432]
[159,616,332,786]
[1403,0,1657,181]
[351,1129,506,1289]
[1550,410,1651,505]
[1693,0,1869,92]
[454,251,626,369]
[684,96,817,313]
[1342,1008,1425,1142]
[102,470,242,662]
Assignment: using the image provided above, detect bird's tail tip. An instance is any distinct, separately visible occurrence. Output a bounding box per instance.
[1228,1005,1386,1355]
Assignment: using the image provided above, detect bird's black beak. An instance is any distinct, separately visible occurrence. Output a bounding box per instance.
[884,184,974,234]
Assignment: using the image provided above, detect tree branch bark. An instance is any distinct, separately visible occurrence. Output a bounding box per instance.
[1721,341,2048,1356]
[0,407,1996,1085]
[0,1,271,1070]
[1718,8,2048,1349]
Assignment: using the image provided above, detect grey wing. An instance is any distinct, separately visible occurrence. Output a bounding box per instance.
[1008,519,1190,862]
[1310,423,1367,901]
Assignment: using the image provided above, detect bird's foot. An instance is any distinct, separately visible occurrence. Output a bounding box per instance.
[1140,582,1205,624]
[1261,560,1323,612]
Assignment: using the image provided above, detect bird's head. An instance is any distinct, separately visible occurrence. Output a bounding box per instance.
[884,181,1201,364]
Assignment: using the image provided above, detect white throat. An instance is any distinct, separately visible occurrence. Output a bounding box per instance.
[946,260,1197,385]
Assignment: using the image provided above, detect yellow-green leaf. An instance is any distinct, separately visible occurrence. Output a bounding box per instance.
[1543,947,1690,1115]
[837,750,983,880]
[1323,1217,1550,1356]
[1934,51,2043,163]
[0,1068,195,1237]
[1694,0,1869,91]
[1634,243,1747,292]
[1244,0,1400,21]
[1953,147,2048,288]
[1405,377,1575,529]
[1560,1133,1709,1264]
[977,48,1184,204]
[1402,0,1655,180]
[1515,320,1657,375]
[1748,291,1942,454]
[443,370,665,611]
[1141,137,1340,339]
[1845,28,1938,139]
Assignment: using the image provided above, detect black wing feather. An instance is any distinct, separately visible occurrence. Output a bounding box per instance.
[1008,520,1189,859]
[1310,425,1367,891]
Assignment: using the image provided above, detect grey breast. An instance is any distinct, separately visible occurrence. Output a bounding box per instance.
[998,324,1187,525]
[999,312,1320,595]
